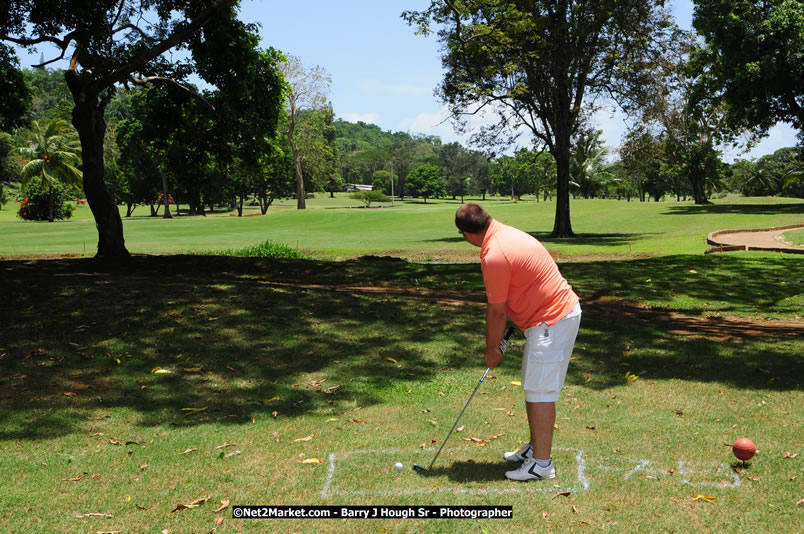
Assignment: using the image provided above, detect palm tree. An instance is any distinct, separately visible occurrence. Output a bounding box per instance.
[570,130,611,199]
[742,160,778,197]
[16,119,82,221]
[782,160,804,198]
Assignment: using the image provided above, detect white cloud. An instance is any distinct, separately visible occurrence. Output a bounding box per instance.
[339,112,381,124]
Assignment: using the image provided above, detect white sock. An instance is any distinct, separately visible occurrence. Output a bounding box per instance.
[534,458,552,468]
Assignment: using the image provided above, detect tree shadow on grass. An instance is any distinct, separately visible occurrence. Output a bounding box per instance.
[1,253,801,441]
[533,232,658,248]
[663,203,804,216]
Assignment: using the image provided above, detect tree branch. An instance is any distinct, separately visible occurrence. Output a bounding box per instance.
[129,75,216,110]
[113,23,158,43]
[98,0,236,89]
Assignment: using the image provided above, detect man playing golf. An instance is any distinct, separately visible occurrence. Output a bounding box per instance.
[456,203,581,481]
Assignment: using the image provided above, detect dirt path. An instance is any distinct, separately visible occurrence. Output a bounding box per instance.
[706,224,804,254]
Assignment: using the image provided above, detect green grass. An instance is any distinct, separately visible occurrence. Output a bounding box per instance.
[1,195,802,259]
[1,196,802,532]
[2,253,802,532]
[782,228,804,246]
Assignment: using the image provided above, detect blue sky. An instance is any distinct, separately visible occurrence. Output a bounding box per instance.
[14,1,798,161]
[238,0,797,162]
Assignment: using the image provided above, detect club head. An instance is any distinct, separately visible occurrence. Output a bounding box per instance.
[412,464,428,473]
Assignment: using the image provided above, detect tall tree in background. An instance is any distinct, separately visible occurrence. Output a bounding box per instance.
[690,0,804,142]
[631,30,724,204]
[404,0,672,237]
[1,0,283,257]
[294,105,337,196]
[406,163,446,203]
[278,55,331,209]
[0,43,29,130]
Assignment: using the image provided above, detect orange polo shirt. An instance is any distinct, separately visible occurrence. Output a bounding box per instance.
[481,219,578,329]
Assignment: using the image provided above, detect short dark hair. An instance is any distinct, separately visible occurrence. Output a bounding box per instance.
[455,203,491,233]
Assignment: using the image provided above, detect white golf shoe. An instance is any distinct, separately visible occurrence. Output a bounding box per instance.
[503,443,533,462]
[505,458,556,481]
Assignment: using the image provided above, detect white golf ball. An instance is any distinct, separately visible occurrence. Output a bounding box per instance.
[394,462,403,470]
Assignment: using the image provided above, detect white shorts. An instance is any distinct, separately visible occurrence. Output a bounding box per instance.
[521,303,582,403]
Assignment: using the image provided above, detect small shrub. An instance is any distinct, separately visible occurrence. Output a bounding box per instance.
[16,179,74,221]
[214,240,308,259]
[349,190,390,207]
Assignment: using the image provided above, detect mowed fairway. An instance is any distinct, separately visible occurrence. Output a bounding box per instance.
[2,195,804,259]
[1,197,802,533]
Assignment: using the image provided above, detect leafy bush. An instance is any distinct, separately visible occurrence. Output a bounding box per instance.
[349,190,390,207]
[214,240,308,259]
[16,179,74,221]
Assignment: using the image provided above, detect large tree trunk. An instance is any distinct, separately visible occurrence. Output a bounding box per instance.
[690,175,709,205]
[292,142,306,209]
[551,129,575,238]
[66,71,129,257]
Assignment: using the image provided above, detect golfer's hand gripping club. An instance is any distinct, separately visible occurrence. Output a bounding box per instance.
[413,326,516,473]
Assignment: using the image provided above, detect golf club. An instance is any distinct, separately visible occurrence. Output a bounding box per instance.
[413,325,515,473]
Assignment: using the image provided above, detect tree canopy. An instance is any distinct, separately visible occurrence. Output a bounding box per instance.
[1,0,285,257]
[690,0,804,141]
[403,0,672,236]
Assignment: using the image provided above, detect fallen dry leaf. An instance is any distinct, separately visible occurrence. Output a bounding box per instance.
[181,448,198,454]
[63,391,77,398]
[213,500,230,513]
[310,379,327,387]
[349,419,368,424]
[215,516,225,525]
[692,494,716,502]
[552,492,572,499]
[61,475,82,482]
[421,409,430,413]
[419,443,427,449]
[293,435,314,442]
[215,443,236,450]
[797,497,804,506]
[783,451,798,459]
[272,411,278,418]
[75,512,113,518]
[171,497,209,513]
[384,357,398,363]
[297,458,323,465]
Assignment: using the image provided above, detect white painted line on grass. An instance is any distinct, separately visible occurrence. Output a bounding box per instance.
[320,453,337,499]
[576,449,590,490]
[624,460,650,480]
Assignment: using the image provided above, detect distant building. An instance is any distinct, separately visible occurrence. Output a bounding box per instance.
[344,184,373,192]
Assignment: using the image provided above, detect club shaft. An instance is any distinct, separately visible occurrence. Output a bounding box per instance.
[424,326,514,471]
[425,367,489,470]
